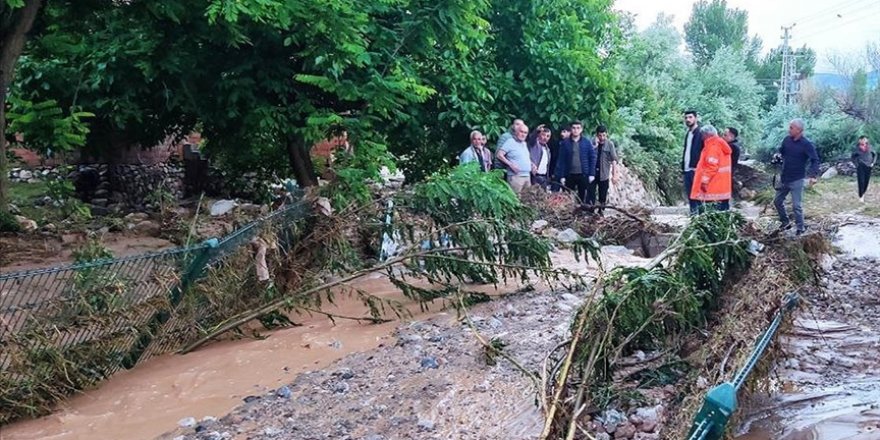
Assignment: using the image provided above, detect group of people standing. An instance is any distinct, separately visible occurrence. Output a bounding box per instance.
[460,111,877,234]
[460,118,619,214]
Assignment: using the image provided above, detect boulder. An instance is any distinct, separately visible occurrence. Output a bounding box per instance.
[556,228,580,244]
[210,199,237,216]
[132,220,162,236]
[821,166,838,180]
[530,219,549,233]
[14,215,38,232]
[18,170,33,180]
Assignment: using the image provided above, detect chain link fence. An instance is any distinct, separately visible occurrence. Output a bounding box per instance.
[0,198,309,424]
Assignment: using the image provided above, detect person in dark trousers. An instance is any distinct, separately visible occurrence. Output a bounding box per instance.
[722,127,742,191]
[586,125,619,215]
[852,135,877,203]
[773,118,820,236]
[682,110,705,215]
[554,120,597,204]
[548,125,570,189]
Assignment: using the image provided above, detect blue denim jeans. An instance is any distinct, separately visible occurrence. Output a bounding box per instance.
[683,170,700,215]
[774,179,805,230]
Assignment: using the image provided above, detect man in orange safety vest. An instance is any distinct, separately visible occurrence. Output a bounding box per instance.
[690,124,732,214]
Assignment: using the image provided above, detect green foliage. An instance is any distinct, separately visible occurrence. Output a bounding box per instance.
[758,102,863,163]
[574,211,750,380]
[0,209,21,232]
[45,168,91,222]
[683,0,758,67]
[754,46,816,108]
[5,96,93,153]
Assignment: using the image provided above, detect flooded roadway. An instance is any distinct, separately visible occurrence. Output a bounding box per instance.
[737,219,880,440]
[1,250,607,440]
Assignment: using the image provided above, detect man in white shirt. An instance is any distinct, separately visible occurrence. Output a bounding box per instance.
[530,125,551,188]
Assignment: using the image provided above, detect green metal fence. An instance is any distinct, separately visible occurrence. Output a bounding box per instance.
[687,292,800,440]
[0,198,308,423]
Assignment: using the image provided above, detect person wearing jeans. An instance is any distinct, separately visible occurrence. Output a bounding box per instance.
[852,135,876,203]
[553,120,597,204]
[773,118,820,235]
[587,125,619,215]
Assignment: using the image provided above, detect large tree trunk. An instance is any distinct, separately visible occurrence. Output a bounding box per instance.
[0,0,42,213]
[286,134,318,187]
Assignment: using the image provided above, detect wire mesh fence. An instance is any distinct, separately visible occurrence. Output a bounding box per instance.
[0,199,308,424]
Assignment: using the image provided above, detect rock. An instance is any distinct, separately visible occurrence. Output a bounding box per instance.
[819,254,837,272]
[275,385,292,399]
[417,419,435,431]
[14,215,38,232]
[242,395,260,403]
[556,228,580,244]
[8,204,21,215]
[210,199,237,216]
[420,357,439,369]
[201,416,218,423]
[94,189,110,198]
[821,166,838,180]
[132,220,161,236]
[595,433,611,440]
[530,219,549,232]
[488,317,503,329]
[602,409,627,434]
[124,212,150,222]
[263,426,282,436]
[91,198,109,207]
[178,417,197,428]
[43,223,57,232]
[18,170,33,180]
[615,423,637,439]
[89,205,111,217]
[634,406,661,432]
[739,188,757,200]
[333,381,350,394]
[849,279,862,288]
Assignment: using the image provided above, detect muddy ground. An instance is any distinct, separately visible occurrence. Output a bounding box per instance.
[736,217,880,439]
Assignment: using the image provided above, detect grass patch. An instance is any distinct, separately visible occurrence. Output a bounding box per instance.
[9,181,53,222]
[804,176,880,218]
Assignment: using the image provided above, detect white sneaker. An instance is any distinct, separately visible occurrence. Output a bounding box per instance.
[860,196,865,203]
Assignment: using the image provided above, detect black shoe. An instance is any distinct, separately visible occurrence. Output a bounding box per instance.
[796,227,807,236]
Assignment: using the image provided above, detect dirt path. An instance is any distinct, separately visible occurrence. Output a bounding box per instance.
[736,217,880,439]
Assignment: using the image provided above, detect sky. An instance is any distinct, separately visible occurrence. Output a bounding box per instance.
[614,0,880,73]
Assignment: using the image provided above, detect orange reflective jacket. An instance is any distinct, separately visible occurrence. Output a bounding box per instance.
[690,135,732,201]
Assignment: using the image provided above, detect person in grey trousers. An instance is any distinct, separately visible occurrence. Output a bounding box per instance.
[773,119,820,235]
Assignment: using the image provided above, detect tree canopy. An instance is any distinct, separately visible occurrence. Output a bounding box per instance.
[684,0,759,67]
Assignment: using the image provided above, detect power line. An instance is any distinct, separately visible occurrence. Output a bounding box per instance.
[787,0,877,28]
[796,8,880,42]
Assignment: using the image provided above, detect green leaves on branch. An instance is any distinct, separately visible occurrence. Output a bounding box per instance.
[6,97,94,153]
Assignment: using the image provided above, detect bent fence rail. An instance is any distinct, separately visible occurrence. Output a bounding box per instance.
[687,292,800,440]
[0,199,308,423]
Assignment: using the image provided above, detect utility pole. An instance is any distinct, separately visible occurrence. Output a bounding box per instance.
[778,24,797,106]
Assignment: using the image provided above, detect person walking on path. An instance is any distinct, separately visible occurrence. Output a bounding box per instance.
[459,130,492,172]
[530,125,552,188]
[690,125,733,213]
[682,110,705,215]
[586,125,619,215]
[773,118,820,235]
[723,127,742,194]
[496,123,533,195]
[553,120,596,204]
[852,135,876,203]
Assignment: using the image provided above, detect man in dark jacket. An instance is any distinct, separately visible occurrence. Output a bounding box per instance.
[773,118,820,235]
[553,120,597,204]
[682,110,705,215]
[723,127,742,194]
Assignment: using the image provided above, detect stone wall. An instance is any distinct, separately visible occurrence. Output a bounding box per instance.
[607,162,659,209]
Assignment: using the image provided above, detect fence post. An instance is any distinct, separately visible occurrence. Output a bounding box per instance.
[122,238,220,369]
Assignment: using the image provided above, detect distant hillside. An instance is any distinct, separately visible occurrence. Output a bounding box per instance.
[810,71,880,90]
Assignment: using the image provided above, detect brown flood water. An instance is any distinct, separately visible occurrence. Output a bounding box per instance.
[2,251,597,440]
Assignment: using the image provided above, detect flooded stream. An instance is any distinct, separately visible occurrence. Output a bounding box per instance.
[1,250,608,440]
[736,220,880,440]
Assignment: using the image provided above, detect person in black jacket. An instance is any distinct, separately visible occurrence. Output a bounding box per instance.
[723,127,742,195]
[682,110,705,215]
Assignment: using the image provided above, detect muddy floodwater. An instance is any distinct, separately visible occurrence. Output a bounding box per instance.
[737,221,880,440]
[1,250,611,440]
